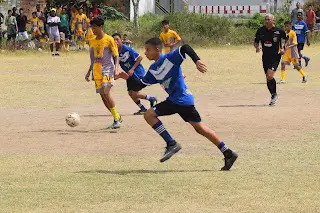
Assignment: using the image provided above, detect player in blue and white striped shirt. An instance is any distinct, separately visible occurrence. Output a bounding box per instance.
[141,38,238,170]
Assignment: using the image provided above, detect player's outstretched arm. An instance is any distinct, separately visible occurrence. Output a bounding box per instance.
[180,44,207,73]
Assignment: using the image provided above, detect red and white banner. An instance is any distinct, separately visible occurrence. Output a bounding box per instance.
[189,5,268,16]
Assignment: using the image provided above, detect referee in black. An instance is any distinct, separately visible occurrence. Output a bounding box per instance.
[254,14,287,106]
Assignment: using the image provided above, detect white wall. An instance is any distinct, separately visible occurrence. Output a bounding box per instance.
[130,0,155,21]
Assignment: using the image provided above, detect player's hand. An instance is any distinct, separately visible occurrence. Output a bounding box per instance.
[85,71,91,82]
[128,69,134,77]
[307,40,310,46]
[256,47,261,53]
[115,72,129,80]
[196,60,208,73]
[279,48,285,55]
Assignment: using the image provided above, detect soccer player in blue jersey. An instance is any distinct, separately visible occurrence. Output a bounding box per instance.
[293,12,311,67]
[112,33,158,115]
[141,38,238,170]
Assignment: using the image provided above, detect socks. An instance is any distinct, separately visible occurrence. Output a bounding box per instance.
[267,78,277,95]
[218,142,232,158]
[152,121,176,146]
[135,100,147,111]
[110,106,120,121]
[281,70,286,81]
[298,68,306,77]
[145,95,151,101]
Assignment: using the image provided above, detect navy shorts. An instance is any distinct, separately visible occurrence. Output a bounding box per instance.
[153,99,201,123]
[127,77,146,92]
[297,43,304,51]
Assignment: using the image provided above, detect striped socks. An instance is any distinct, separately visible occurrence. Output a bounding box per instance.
[135,100,147,111]
[218,142,232,158]
[152,121,176,146]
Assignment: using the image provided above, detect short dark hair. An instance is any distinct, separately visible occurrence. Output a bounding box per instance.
[8,9,12,13]
[123,34,128,36]
[32,11,36,15]
[145,37,162,49]
[162,20,169,25]
[112,33,121,38]
[284,21,291,25]
[19,8,23,12]
[90,16,105,26]
[297,11,303,15]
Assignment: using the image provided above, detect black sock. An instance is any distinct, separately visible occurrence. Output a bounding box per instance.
[267,78,277,95]
[135,100,147,111]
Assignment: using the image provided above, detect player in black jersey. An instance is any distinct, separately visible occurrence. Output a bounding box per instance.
[254,14,288,106]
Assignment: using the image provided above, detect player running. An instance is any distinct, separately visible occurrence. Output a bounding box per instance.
[140,38,238,170]
[85,17,122,129]
[279,21,308,84]
[112,33,158,115]
[293,12,311,67]
[254,14,287,106]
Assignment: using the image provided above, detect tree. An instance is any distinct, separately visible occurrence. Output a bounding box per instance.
[131,0,140,32]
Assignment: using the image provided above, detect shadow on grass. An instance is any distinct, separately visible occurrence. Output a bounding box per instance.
[82,113,137,118]
[77,169,214,175]
[30,129,119,134]
[218,104,268,108]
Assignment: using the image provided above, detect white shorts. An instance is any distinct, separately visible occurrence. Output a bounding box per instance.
[49,32,60,44]
[18,31,29,41]
[315,23,320,32]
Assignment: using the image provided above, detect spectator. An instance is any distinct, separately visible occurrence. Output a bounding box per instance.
[5,10,18,49]
[122,34,132,46]
[29,12,42,40]
[16,8,29,42]
[59,8,70,40]
[0,12,4,49]
[47,8,61,56]
[35,4,45,33]
[291,2,304,26]
[316,7,320,36]
[92,5,102,18]
[12,7,18,17]
[306,4,316,36]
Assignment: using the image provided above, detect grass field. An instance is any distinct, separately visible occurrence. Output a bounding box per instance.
[0,45,320,213]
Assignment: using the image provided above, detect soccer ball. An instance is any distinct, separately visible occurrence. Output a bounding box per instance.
[65,113,81,127]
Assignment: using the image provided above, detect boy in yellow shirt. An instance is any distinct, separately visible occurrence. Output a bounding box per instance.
[75,8,87,50]
[85,16,122,129]
[159,20,182,53]
[280,21,308,84]
[29,12,41,40]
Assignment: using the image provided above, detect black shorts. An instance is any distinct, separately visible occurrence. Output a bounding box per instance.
[153,99,202,123]
[127,77,146,92]
[297,43,304,51]
[7,34,16,41]
[262,54,281,73]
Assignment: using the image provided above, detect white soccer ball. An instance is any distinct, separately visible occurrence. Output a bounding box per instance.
[65,113,81,127]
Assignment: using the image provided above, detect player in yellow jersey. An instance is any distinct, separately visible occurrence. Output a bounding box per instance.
[85,16,122,129]
[280,21,308,84]
[75,8,87,50]
[160,20,186,78]
[159,20,182,54]
[85,11,95,42]
[70,6,78,43]
[29,12,41,40]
